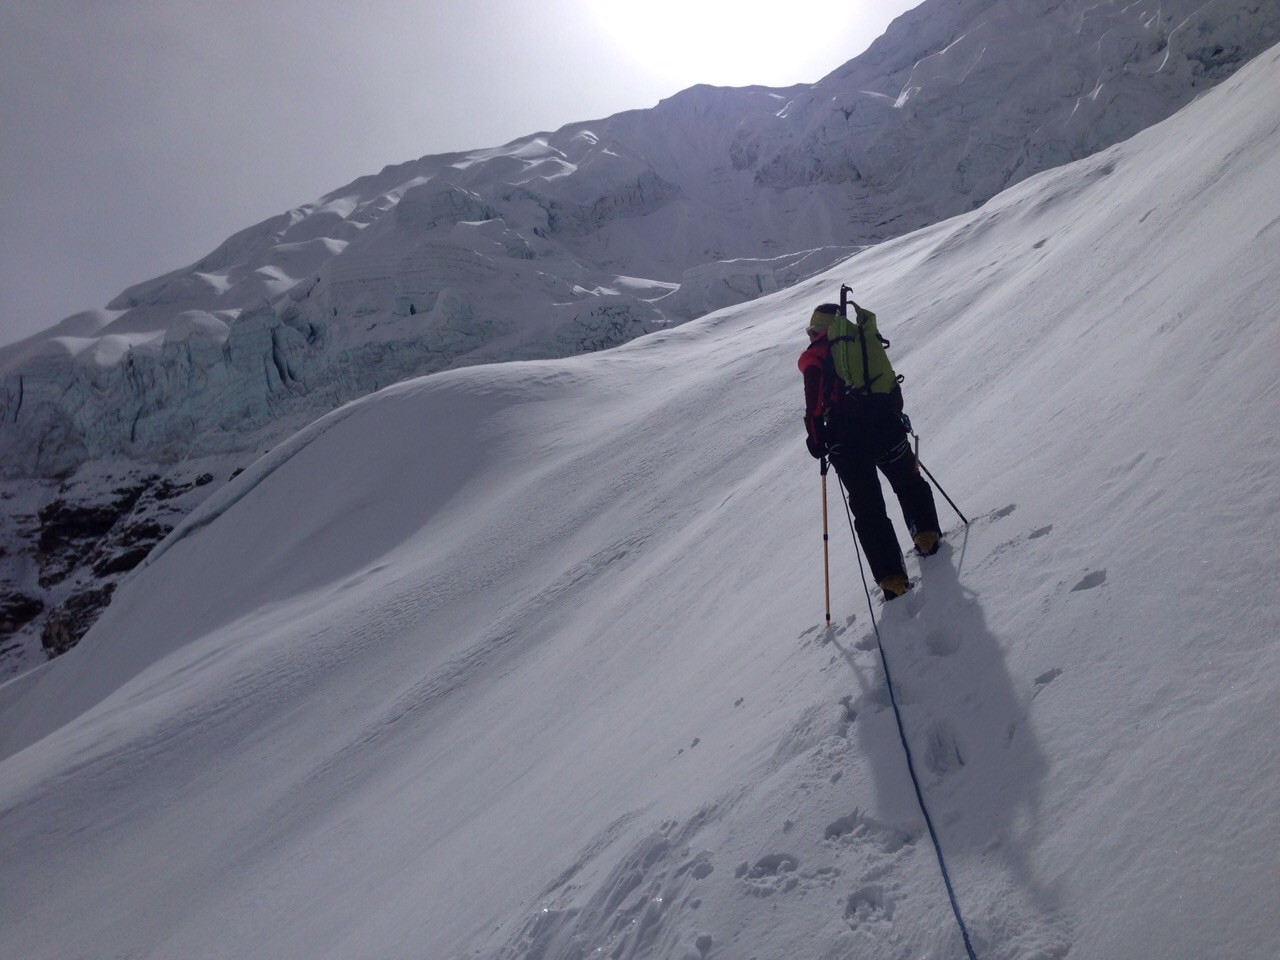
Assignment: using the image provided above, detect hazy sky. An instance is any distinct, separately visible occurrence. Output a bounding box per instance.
[0,1,919,346]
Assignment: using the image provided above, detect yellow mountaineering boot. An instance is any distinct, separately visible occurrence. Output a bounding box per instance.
[913,530,941,557]
[878,574,911,601]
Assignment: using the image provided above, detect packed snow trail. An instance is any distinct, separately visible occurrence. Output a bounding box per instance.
[834,466,981,960]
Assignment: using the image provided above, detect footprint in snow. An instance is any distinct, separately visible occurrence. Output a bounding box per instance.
[986,520,1055,564]
[839,695,857,723]
[736,854,801,896]
[924,721,966,777]
[853,685,895,715]
[845,884,896,928]
[1071,569,1107,592]
[925,630,960,657]
[900,591,924,618]
[823,810,916,854]
[854,630,878,652]
[1026,668,1064,709]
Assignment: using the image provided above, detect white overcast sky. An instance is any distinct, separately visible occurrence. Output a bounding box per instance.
[0,1,919,346]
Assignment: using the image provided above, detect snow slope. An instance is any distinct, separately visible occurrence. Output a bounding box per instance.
[5,0,1280,680]
[2,32,1279,960]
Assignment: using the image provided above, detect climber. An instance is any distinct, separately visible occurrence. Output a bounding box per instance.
[799,297,941,600]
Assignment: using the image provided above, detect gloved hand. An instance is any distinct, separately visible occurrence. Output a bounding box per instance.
[900,412,914,434]
[803,415,828,459]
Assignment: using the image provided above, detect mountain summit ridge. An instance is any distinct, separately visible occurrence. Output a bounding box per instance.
[2,0,1275,477]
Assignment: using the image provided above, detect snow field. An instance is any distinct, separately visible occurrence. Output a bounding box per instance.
[1,38,1279,960]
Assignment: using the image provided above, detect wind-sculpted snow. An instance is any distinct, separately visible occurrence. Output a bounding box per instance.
[3,41,1280,957]
[1,0,1279,669]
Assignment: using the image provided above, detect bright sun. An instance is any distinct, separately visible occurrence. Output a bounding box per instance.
[585,0,874,88]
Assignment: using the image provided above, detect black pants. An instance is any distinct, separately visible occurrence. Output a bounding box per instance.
[827,396,940,583]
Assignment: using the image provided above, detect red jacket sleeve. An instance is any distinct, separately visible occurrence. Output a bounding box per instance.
[802,363,825,420]
[799,344,829,445]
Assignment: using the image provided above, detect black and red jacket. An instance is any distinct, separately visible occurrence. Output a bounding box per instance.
[799,332,904,450]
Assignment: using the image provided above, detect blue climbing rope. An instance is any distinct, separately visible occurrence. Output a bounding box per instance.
[837,476,980,960]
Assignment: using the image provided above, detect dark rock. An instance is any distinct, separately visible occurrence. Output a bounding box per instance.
[35,481,157,587]
[37,501,127,587]
[92,546,153,578]
[118,520,170,547]
[37,500,122,554]
[153,472,215,500]
[41,584,117,658]
[0,592,44,634]
[152,479,184,501]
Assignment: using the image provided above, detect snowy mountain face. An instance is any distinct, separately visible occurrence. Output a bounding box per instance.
[2,38,1279,960]
[0,0,1277,670]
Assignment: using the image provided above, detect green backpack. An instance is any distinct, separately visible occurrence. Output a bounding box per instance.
[815,287,903,396]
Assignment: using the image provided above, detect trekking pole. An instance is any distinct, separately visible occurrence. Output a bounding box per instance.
[902,415,969,526]
[918,458,969,527]
[821,458,832,627]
